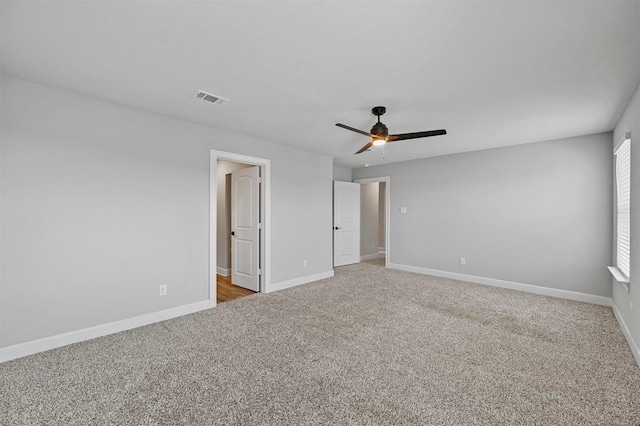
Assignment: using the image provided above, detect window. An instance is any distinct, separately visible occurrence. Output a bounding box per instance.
[614,134,631,280]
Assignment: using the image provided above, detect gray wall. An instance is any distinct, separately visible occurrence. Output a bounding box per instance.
[333,165,352,182]
[216,160,251,274]
[360,182,379,257]
[354,133,612,297]
[1,75,333,347]
[613,81,640,355]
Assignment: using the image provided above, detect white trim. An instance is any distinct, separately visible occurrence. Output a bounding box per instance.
[210,150,271,297]
[0,300,214,363]
[388,263,612,306]
[378,247,386,254]
[354,176,390,269]
[216,267,231,277]
[614,131,632,152]
[607,266,630,292]
[266,270,334,293]
[611,300,640,368]
[209,151,220,305]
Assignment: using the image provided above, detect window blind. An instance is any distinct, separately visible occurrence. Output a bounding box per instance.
[615,137,631,278]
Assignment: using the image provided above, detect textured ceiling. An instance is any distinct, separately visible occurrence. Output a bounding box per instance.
[2,1,639,168]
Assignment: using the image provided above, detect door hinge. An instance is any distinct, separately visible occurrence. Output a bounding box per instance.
[258,177,262,183]
[258,269,262,275]
[258,223,262,229]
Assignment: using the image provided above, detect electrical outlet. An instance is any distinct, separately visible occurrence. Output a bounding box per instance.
[303,260,308,268]
[459,257,466,266]
[159,284,168,296]
[371,242,376,248]
[400,207,407,214]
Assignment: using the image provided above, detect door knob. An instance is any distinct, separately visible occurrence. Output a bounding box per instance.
[230,231,235,236]
[334,227,341,230]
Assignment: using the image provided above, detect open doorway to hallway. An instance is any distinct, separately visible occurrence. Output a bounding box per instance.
[209,150,271,303]
[216,160,257,303]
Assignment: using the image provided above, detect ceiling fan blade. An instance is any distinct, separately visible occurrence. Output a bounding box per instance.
[355,140,374,155]
[387,129,447,142]
[336,123,374,138]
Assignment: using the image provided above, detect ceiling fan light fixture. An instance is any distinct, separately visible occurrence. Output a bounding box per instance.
[372,138,387,146]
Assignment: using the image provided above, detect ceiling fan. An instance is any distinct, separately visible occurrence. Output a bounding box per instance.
[336,106,447,155]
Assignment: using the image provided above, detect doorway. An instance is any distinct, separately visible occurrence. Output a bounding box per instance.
[210,151,271,305]
[355,177,390,268]
[332,177,390,269]
[359,181,386,264]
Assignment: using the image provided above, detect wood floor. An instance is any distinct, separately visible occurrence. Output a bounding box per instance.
[217,274,256,303]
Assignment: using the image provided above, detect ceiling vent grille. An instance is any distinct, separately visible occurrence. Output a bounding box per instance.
[193,90,229,106]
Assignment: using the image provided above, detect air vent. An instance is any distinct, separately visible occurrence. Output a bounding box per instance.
[193,90,229,106]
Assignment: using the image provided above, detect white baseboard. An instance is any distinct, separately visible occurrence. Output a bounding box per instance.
[378,247,385,254]
[388,263,612,306]
[0,299,215,363]
[610,301,640,368]
[266,270,334,293]
[216,266,230,276]
[360,253,384,261]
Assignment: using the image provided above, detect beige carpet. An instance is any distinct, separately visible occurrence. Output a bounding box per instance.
[2,259,640,425]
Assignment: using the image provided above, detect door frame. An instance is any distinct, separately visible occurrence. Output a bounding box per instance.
[354,176,390,268]
[210,150,271,304]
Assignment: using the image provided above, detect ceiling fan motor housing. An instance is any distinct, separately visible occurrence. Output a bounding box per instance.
[371,121,389,138]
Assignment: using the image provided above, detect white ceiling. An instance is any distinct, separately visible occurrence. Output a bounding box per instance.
[2,1,639,168]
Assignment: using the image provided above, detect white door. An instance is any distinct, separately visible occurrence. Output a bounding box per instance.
[333,181,360,266]
[231,166,260,292]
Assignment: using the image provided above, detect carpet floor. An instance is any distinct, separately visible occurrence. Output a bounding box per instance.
[2,259,640,425]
